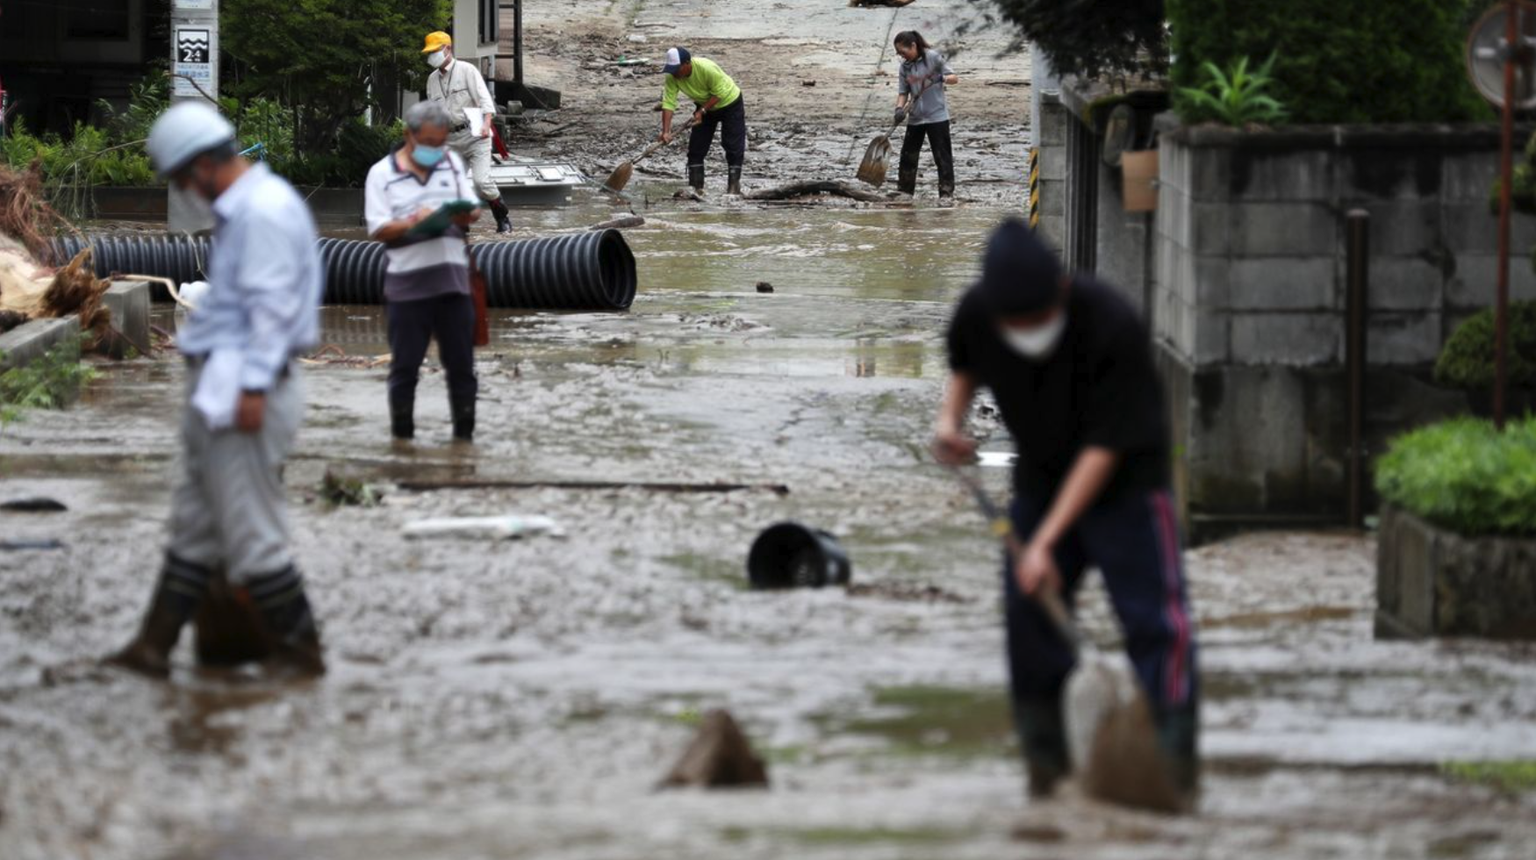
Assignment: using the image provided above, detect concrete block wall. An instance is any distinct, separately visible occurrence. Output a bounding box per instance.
[1154,119,1536,370]
[1033,92,1070,255]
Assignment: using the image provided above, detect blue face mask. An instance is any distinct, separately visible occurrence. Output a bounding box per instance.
[411,144,445,168]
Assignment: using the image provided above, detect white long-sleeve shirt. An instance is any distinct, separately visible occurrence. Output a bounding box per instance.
[177,163,322,392]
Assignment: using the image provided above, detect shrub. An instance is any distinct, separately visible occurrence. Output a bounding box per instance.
[1374,416,1536,536]
[971,0,1167,81]
[1175,55,1288,128]
[1166,0,1488,124]
[1434,301,1536,390]
[0,339,99,425]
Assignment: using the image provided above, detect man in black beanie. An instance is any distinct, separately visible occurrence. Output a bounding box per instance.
[933,218,1199,800]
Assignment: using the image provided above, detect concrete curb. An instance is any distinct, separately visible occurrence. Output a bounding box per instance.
[0,317,81,373]
[102,280,152,359]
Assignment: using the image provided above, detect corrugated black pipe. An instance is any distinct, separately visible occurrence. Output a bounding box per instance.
[50,230,637,310]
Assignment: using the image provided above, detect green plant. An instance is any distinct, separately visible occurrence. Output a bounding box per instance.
[1167,0,1488,124]
[1434,301,1536,389]
[1175,55,1288,127]
[967,0,1167,81]
[1442,760,1536,792]
[0,339,100,425]
[1374,416,1536,536]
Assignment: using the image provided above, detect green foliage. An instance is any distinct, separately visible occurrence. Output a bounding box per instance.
[1175,55,1288,127]
[0,118,156,188]
[1442,760,1536,792]
[1374,417,1536,536]
[1166,0,1488,124]
[1434,301,1536,389]
[968,0,1167,81]
[222,0,450,154]
[0,340,99,425]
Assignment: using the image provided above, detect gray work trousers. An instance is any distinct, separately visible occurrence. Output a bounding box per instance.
[449,130,501,203]
[167,363,304,584]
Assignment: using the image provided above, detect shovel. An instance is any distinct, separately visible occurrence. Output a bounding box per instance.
[603,116,698,192]
[856,79,934,187]
[943,461,1189,814]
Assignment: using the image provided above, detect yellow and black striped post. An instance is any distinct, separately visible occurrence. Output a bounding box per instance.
[1027,147,1041,230]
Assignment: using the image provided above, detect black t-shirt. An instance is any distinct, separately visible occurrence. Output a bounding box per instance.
[946,276,1170,501]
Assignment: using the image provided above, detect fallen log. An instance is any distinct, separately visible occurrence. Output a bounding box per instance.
[744,180,892,203]
[395,479,790,495]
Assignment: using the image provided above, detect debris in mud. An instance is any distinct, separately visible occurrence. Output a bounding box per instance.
[0,539,65,551]
[756,281,774,293]
[846,582,968,603]
[745,180,892,203]
[318,468,384,508]
[590,215,646,231]
[395,479,789,495]
[674,188,706,202]
[300,344,390,369]
[402,514,564,541]
[0,497,68,512]
[659,709,770,789]
[802,80,816,87]
[850,0,916,5]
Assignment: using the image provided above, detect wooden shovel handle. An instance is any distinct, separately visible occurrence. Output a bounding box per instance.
[633,115,700,165]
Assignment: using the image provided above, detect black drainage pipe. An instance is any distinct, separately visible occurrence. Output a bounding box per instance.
[51,230,638,311]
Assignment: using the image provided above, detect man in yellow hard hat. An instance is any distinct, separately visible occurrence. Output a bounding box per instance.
[421,31,512,233]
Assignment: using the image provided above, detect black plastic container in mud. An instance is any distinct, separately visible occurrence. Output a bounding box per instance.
[746,522,853,589]
[50,230,638,311]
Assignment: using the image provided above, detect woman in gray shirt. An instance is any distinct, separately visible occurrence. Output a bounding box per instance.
[894,31,959,201]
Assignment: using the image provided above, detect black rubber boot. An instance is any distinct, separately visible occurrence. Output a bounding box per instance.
[688,164,706,194]
[247,566,325,678]
[1155,700,1201,798]
[389,391,415,440]
[726,166,743,196]
[489,197,512,234]
[1015,696,1072,798]
[451,396,476,442]
[105,554,210,679]
[896,164,918,197]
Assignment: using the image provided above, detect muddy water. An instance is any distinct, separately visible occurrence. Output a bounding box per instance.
[5,202,1536,860]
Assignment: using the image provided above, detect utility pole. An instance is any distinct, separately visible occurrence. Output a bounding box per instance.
[168,0,220,233]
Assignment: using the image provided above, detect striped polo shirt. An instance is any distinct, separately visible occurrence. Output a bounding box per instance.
[364,145,474,302]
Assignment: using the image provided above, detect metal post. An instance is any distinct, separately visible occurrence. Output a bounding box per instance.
[1496,0,1519,430]
[1345,209,1370,529]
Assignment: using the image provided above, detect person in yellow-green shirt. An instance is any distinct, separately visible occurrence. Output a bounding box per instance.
[658,47,747,196]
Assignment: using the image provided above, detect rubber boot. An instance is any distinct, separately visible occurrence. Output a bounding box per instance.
[896,164,918,197]
[726,166,743,196]
[389,390,415,440]
[451,395,476,442]
[247,566,325,677]
[1155,701,1201,800]
[489,197,512,234]
[105,553,210,679]
[1014,696,1072,798]
[688,164,706,195]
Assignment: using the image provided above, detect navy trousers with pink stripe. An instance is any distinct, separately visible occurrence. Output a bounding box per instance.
[1004,488,1197,712]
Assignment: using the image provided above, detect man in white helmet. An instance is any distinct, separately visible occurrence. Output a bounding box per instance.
[422,30,513,234]
[107,101,326,678]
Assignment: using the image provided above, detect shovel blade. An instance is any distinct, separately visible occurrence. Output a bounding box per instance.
[1066,654,1189,814]
[604,161,635,192]
[856,135,892,186]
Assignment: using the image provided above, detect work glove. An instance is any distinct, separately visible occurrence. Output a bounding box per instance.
[893,107,908,125]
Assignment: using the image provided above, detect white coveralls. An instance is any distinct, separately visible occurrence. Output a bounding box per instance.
[426,59,501,204]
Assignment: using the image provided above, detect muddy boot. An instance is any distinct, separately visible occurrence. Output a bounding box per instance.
[896,164,918,197]
[489,197,513,234]
[105,554,211,679]
[389,391,414,440]
[1015,696,1072,798]
[247,566,325,677]
[726,166,743,196]
[1155,701,1201,800]
[451,396,476,442]
[688,164,706,195]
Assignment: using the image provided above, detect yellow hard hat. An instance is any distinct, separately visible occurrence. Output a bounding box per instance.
[422,31,452,53]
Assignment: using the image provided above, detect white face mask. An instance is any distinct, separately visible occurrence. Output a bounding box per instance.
[1000,314,1067,359]
[427,49,448,69]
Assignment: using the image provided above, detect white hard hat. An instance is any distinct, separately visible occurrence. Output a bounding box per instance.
[146,101,237,179]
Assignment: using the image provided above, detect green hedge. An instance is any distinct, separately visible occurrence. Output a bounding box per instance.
[1375,417,1536,536]
[1166,0,1488,124]
[1435,301,1536,389]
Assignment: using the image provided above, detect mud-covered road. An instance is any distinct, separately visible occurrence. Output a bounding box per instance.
[5,1,1536,857]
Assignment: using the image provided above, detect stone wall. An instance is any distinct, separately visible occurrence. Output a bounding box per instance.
[1377,506,1536,640]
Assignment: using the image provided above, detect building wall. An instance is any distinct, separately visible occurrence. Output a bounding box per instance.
[0,0,153,132]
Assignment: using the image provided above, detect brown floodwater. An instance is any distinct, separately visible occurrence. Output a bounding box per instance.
[4,200,1536,860]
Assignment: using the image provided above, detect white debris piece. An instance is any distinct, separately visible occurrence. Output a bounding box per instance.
[402,515,565,541]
